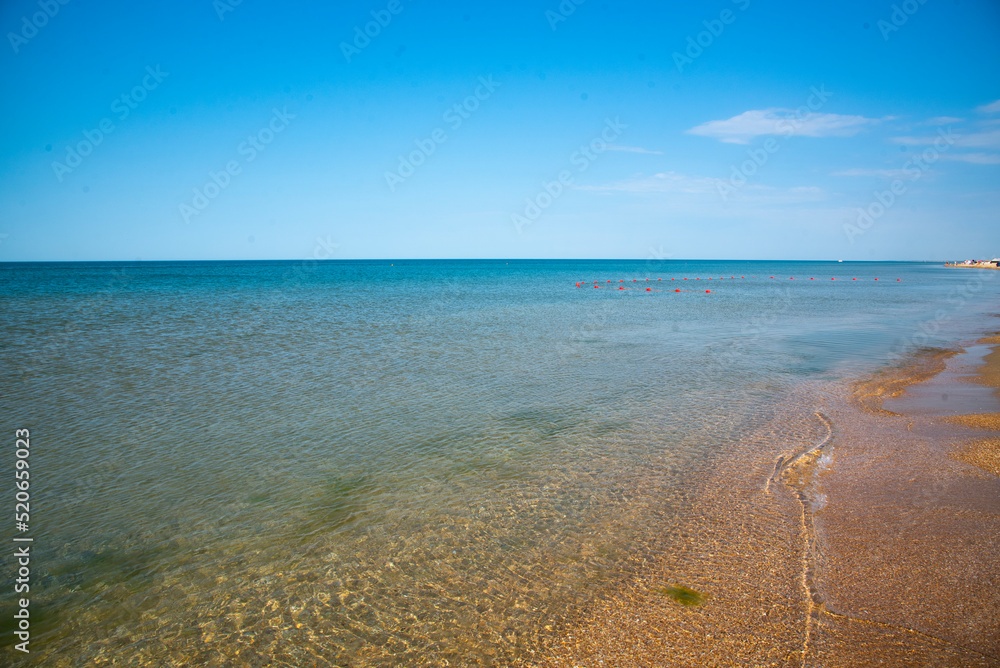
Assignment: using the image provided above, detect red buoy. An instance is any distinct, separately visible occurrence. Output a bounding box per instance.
[646,288,651,291]
[675,289,681,292]
[705,290,711,293]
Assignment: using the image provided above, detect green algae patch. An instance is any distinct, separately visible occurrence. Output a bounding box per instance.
[655,584,704,606]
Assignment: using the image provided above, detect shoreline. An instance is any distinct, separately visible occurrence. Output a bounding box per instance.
[535,389,839,666]
[537,334,1000,666]
[944,263,1000,270]
[941,334,1000,477]
[808,334,1000,665]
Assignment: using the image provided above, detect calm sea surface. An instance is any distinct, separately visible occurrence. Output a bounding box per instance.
[1,260,998,665]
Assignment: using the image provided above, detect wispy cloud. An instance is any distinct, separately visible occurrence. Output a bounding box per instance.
[577,172,827,206]
[833,168,913,179]
[924,116,964,125]
[938,152,1000,165]
[686,108,879,144]
[890,104,1000,166]
[606,145,663,155]
[959,129,1000,148]
[975,99,1000,114]
[575,171,717,193]
[891,128,1000,149]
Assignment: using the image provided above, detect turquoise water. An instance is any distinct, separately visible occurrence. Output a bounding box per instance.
[1,260,998,665]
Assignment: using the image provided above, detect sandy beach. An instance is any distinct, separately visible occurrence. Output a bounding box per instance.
[535,336,1000,666]
[945,264,1000,270]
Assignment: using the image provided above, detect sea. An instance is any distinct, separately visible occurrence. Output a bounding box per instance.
[1,259,998,665]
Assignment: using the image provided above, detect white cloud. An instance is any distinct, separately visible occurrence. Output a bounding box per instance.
[959,129,1000,148]
[785,185,826,198]
[575,171,717,194]
[577,172,827,206]
[938,152,1000,165]
[891,128,1000,149]
[833,168,913,179]
[975,99,1000,114]
[924,116,964,125]
[605,145,663,155]
[686,108,879,144]
[889,135,931,146]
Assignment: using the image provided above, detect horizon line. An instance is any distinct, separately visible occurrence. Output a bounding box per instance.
[0,258,955,264]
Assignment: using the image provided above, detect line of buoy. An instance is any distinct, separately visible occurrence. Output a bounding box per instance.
[584,285,709,293]
[580,277,901,286]
[583,278,899,284]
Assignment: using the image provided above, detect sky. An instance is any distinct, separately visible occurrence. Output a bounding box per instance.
[0,0,998,261]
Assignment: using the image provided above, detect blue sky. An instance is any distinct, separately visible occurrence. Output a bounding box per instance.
[1,0,998,261]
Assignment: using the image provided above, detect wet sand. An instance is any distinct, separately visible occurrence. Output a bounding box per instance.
[813,343,1000,666]
[534,340,1000,666]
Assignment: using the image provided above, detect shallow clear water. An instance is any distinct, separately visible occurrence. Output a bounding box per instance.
[1,259,997,665]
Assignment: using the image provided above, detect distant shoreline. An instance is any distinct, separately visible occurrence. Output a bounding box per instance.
[945,262,1000,269]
